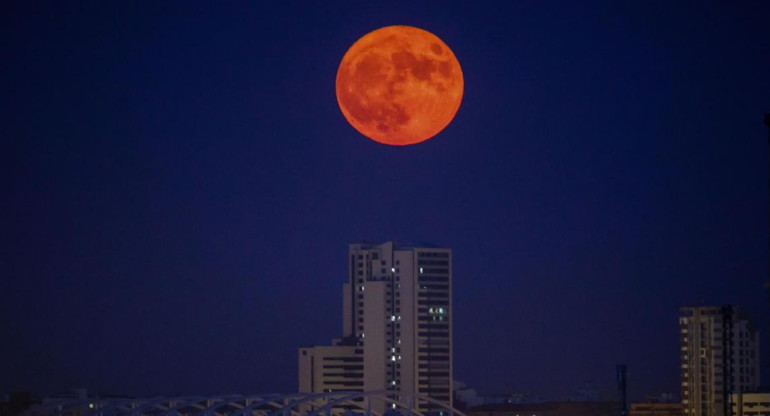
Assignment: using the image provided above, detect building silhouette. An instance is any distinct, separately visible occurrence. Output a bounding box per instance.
[299,242,453,415]
[679,306,760,416]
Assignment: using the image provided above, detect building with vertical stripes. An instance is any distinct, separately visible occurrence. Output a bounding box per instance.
[679,306,760,416]
[299,242,453,415]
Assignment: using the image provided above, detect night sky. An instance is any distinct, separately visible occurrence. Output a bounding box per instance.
[3,1,770,403]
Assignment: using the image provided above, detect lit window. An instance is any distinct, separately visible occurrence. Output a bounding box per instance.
[392,267,395,272]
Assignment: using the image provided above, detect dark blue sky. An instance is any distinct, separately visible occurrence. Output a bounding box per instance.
[2,0,769,402]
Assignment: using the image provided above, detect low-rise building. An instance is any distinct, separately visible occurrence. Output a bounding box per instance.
[730,391,770,416]
[629,401,682,416]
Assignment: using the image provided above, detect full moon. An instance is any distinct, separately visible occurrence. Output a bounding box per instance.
[336,25,464,146]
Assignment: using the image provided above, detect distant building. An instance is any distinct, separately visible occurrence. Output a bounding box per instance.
[299,339,362,394]
[452,381,482,409]
[467,401,618,416]
[629,401,682,416]
[299,242,453,415]
[679,306,760,416]
[730,390,770,416]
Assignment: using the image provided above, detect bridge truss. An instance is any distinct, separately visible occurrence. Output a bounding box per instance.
[21,391,467,416]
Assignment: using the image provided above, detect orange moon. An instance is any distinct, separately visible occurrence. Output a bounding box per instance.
[336,25,464,146]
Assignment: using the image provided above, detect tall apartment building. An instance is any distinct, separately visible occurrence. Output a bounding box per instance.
[679,306,760,416]
[299,242,453,414]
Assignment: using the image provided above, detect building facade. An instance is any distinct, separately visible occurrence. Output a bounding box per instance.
[679,306,760,416]
[299,242,453,414]
[299,339,363,394]
[629,401,682,416]
[730,391,770,416]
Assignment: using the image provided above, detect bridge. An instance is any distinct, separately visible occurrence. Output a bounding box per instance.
[20,391,467,416]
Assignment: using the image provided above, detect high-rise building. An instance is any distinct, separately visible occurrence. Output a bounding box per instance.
[679,306,760,416]
[299,242,453,414]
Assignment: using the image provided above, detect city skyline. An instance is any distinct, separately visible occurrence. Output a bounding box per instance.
[3,0,770,404]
